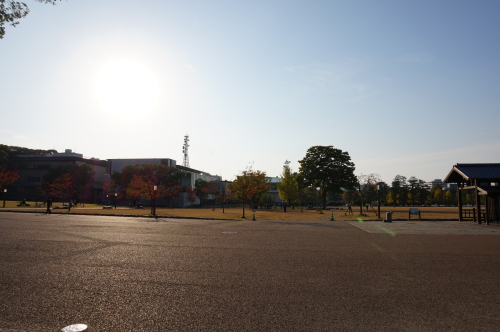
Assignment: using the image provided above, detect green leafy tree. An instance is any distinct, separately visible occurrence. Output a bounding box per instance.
[0,144,57,169]
[259,193,275,209]
[228,169,270,218]
[298,145,357,210]
[194,179,209,207]
[431,184,444,205]
[391,175,408,206]
[277,166,299,207]
[342,190,359,205]
[0,0,63,39]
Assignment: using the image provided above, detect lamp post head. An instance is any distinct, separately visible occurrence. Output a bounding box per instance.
[154,185,157,191]
[115,193,117,197]
[3,189,6,193]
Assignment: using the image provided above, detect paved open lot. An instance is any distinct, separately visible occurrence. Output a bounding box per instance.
[1,212,500,331]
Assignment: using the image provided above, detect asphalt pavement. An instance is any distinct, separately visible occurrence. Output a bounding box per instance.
[1,212,500,331]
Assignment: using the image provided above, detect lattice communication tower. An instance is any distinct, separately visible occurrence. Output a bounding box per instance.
[182,135,190,167]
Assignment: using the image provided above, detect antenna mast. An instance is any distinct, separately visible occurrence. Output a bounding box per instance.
[182,135,190,167]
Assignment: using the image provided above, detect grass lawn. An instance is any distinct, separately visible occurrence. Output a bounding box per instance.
[0,200,102,209]
[1,201,463,221]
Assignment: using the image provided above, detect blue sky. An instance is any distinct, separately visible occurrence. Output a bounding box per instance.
[1,0,499,183]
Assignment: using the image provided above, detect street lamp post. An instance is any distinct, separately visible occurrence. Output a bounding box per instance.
[376,184,381,218]
[106,194,109,207]
[2,189,6,208]
[114,192,117,209]
[152,185,157,215]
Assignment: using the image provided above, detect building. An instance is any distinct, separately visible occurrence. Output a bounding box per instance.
[266,176,282,203]
[11,149,108,202]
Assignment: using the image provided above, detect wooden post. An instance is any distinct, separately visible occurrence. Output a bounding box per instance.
[418,210,421,221]
[485,195,489,225]
[473,207,476,222]
[475,180,481,224]
[457,183,463,222]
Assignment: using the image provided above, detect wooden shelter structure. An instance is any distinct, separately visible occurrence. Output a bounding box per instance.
[443,163,500,225]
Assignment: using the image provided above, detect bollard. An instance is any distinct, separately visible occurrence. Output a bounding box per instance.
[384,211,392,223]
[61,324,88,332]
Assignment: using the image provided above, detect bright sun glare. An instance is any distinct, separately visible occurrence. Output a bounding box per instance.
[95,60,158,116]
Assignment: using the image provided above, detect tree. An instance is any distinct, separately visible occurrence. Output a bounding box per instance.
[259,193,275,209]
[126,175,167,214]
[0,167,19,189]
[42,164,94,203]
[164,183,181,208]
[0,144,57,170]
[185,187,196,207]
[342,190,358,205]
[356,173,381,214]
[194,179,209,207]
[228,169,270,218]
[48,173,72,203]
[114,164,185,206]
[0,0,62,39]
[298,145,357,210]
[207,181,220,211]
[431,184,444,205]
[445,190,454,205]
[277,166,299,207]
[391,175,408,206]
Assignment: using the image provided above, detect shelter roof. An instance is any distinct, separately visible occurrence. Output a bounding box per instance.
[477,186,500,196]
[444,163,500,183]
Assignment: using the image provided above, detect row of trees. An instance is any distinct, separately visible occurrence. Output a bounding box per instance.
[342,174,468,207]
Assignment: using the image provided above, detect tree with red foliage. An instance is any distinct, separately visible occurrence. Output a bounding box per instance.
[228,169,269,218]
[208,181,220,211]
[126,174,167,214]
[42,164,94,203]
[115,164,185,208]
[185,187,196,207]
[164,183,181,208]
[0,167,19,189]
[48,173,73,204]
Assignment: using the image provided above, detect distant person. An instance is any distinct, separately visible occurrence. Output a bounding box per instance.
[283,202,287,213]
[345,202,353,215]
[68,199,73,211]
[45,197,52,214]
